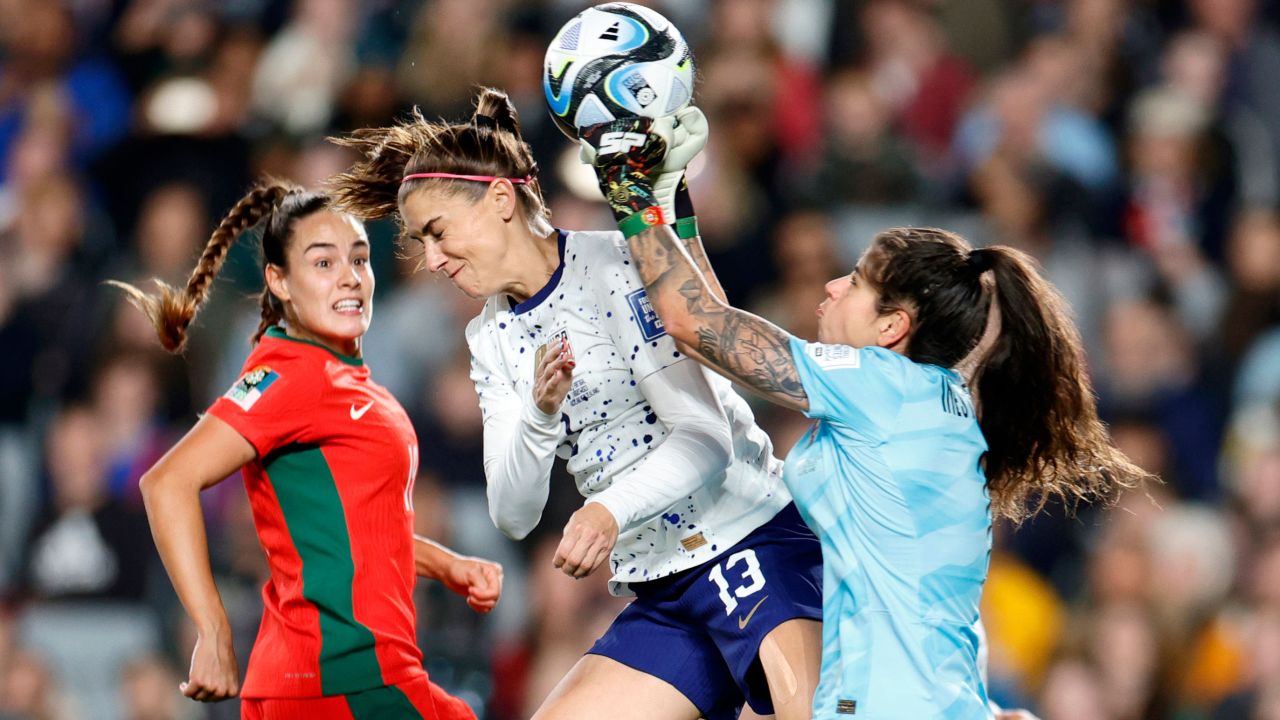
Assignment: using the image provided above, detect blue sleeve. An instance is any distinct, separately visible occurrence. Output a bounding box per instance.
[790,337,907,440]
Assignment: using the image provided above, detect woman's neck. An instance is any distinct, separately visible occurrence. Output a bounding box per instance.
[503,224,560,303]
[283,323,361,359]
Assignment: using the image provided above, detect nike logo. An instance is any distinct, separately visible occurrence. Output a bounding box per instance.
[544,59,574,115]
[738,595,768,630]
[350,401,374,420]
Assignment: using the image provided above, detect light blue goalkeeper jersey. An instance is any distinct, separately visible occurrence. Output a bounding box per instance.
[784,338,993,720]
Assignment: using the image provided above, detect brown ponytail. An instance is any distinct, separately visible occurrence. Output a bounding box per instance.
[973,246,1151,521]
[864,228,1152,522]
[328,86,548,227]
[473,86,524,137]
[252,287,285,346]
[108,184,289,353]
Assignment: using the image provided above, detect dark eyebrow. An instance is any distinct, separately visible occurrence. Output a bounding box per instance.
[416,215,443,239]
[305,239,370,252]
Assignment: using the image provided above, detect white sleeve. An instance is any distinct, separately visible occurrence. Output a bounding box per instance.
[469,335,563,541]
[586,358,733,532]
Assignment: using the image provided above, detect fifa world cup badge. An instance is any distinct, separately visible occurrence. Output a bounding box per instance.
[225,365,280,411]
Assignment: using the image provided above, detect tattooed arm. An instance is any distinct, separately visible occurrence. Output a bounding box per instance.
[664,231,729,360]
[676,231,727,304]
[628,224,809,413]
[579,116,805,411]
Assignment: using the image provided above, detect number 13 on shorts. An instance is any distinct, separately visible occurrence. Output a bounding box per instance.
[707,549,767,614]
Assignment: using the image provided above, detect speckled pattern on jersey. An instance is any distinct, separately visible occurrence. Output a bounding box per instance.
[466,230,788,591]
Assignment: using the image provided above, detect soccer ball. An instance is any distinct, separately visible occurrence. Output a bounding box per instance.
[543,2,695,140]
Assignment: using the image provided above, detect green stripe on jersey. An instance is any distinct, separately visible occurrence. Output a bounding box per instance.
[345,683,423,718]
[266,444,383,694]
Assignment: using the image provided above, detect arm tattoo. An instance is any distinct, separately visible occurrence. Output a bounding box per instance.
[677,237,727,303]
[629,227,808,409]
[687,283,807,403]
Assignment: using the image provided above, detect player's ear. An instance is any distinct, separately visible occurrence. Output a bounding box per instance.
[488,179,517,223]
[878,308,911,350]
[265,263,290,304]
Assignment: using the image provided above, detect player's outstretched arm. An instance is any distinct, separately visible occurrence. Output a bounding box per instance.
[629,225,809,413]
[139,414,255,703]
[665,108,728,306]
[413,536,503,614]
[579,106,726,306]
[580,117,809,413]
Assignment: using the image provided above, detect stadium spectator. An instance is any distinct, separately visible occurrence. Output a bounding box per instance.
[4,2,1280,717]
[20,405,152,603]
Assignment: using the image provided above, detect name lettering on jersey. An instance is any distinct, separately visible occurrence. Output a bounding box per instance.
[940,381,973,418]
[224,365,280,411]
[806,343,861,370]
[626,288,666,341]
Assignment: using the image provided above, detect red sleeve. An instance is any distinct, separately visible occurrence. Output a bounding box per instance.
[206,352,323,458]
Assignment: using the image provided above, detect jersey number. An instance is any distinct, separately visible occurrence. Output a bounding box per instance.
[404,444,419,512]
[707,549,767,615]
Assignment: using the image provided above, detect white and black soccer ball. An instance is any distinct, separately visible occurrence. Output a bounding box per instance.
[543,2,695,139]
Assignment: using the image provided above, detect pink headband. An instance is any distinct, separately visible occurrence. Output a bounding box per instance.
[401,172,533,185]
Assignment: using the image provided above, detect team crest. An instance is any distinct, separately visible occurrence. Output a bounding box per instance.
[225,365,280,411]
[534,329,572,374]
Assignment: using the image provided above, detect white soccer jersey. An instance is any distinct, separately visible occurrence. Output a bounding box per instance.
[466,229,789,590]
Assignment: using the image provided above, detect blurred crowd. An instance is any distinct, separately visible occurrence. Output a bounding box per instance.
[0,0,1279,718]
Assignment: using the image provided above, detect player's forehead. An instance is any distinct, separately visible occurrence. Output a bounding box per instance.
[854,245,889,286]
[289,210,367,251]
[400,186,472,235]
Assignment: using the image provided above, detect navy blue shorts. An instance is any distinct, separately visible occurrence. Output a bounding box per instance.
[588,504,823,718]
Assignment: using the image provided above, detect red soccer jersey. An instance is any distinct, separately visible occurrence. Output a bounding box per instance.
[208,327,424,698]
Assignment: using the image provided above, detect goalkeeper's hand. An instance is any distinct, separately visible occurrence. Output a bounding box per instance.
[580,107,708,234]
[579,117,671,237]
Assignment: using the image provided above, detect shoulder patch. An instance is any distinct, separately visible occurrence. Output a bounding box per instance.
[224,365,281,411]
[805,343,861,370]
[626,288,666,341]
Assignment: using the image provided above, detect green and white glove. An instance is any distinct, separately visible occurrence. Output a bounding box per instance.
[579,107,708,238]
[660,106,708,240]
[579,117,671,237]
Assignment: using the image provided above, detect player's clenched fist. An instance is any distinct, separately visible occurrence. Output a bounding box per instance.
[443,556,504,614]
[181,629,239,703]
[554,502,619,579]
[533,336,575,415]
[579,117,671,236]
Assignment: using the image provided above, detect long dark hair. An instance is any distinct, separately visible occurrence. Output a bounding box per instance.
[864,227,1151,521]
[109,182,331,352]
[327,87,548,227]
